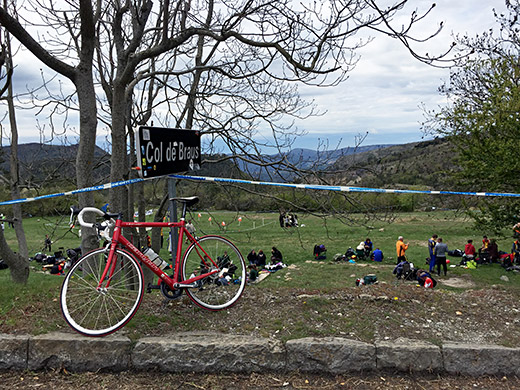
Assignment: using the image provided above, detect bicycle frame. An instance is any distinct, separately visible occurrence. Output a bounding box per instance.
[98,218,220,291]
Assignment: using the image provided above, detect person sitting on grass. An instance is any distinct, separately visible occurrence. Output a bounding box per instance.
[364,238,373,258]
[257,250,267,268]
[464,239,476,260]
[271,247,283,263]
[248,264,259,283]
[371,247,384,262]
[247,249,258,265]
[488,238,499,263]
[416,269,437,288]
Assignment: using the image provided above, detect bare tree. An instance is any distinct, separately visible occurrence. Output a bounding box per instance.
[95,0,449,208]
[0,0,100,257]
[0,2,27,282]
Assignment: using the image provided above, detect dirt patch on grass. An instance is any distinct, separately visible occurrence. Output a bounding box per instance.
[57,281,518,348]
[437,277,476,289]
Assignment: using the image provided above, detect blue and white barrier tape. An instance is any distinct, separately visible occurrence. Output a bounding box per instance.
[1,173,519,207]
[0,177,145,206]
[170,174,520,198]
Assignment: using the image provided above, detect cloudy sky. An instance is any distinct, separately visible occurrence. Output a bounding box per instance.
[2,0,510,151]
[292,0,509,149]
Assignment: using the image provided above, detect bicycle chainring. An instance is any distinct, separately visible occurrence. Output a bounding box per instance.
[159,281,183,300]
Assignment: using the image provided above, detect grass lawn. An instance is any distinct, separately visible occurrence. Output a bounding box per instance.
[1,209,519,343]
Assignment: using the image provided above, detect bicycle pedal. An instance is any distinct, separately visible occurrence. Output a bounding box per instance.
[146,283,160,293]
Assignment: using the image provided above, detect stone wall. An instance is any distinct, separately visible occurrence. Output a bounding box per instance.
[1,332,518,376]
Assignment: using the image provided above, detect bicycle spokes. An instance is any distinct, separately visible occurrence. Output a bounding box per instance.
[182,236,246,311]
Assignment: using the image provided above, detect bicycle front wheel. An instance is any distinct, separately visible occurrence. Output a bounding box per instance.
[182,235,246,310]
[60,248,144,337]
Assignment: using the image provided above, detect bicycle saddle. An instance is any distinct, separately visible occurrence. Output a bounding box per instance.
[171,196,199,207]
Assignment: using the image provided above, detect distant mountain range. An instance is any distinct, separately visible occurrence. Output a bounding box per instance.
[0,140,457,190]
[236,144,393,181]
[0,143,111,183]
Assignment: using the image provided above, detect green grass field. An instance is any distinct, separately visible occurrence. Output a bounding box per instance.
[1,209,518,338]
[1,209,512,266]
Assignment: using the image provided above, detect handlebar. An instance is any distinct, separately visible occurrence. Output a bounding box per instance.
[77,207,107,228]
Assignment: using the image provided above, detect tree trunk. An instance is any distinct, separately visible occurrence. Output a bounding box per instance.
[75,65,98,253]
[0,228,28,283]
[7,100,29,261]
[1,26,29,282]
[109,83,128,217]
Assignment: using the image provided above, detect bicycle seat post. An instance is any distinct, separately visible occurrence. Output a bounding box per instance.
[180,202,188,220]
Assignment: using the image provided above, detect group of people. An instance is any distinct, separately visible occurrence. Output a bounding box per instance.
[465,235,520,266]
[279,212,298,228]
[394,235,449,277]
[354,238,384,262]
[247,246,283,282]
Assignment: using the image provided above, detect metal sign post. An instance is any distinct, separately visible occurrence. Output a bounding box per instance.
[136,126,201,265]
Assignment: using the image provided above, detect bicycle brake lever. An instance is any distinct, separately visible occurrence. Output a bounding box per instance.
[69,206,80,228]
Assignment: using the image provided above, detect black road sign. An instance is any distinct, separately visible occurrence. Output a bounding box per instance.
[136,126,201,178]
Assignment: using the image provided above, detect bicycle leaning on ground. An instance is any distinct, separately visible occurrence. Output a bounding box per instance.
[60,196,246,337]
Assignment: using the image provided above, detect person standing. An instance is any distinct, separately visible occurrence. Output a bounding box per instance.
[434,237,448,277]
[396,236,409,264]
[512,238,520,264]
[428,234,438,273]
[44,234,52,252]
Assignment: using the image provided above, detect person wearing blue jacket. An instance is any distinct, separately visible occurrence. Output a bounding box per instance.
[372,248,384,262]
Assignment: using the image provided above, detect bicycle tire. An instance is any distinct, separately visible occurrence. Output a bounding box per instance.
[60,248,144,337]
[182,235,246,310]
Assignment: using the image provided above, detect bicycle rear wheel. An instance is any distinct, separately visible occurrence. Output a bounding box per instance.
[182,235,246,310]
[60,248,144,337]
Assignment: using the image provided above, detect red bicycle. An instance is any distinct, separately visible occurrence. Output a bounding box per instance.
[60,196,246,337]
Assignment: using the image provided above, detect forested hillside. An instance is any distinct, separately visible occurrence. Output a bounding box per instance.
[0,143,111,184]
[328,138,459,190]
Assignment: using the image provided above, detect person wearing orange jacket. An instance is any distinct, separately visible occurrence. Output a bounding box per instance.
[396,236,409,265]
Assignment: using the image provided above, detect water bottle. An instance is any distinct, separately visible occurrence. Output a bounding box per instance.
[142,247,170,270]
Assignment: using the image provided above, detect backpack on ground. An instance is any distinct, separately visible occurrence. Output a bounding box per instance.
[313,244,327,260]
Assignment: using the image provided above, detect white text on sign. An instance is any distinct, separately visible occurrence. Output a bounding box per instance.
[145,141,200,164]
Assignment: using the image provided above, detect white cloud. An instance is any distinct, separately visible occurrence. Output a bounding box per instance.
[293,0,509,148]
[0,0,510,150]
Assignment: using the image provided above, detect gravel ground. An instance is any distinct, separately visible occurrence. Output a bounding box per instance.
[1,370,520,390]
